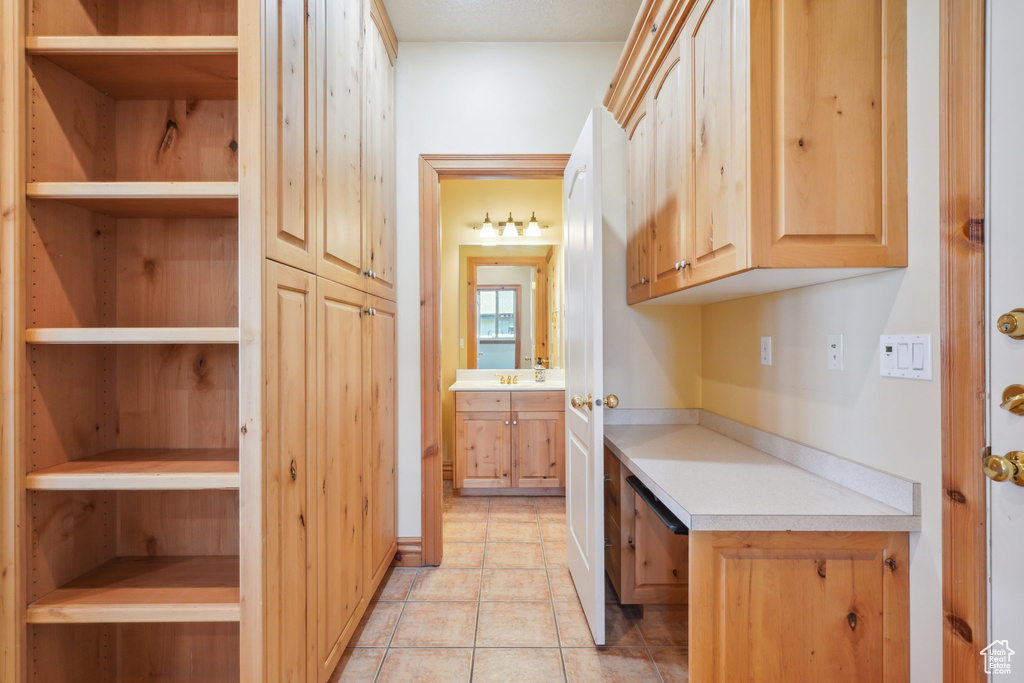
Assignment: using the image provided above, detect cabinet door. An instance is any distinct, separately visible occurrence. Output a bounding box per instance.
[649,41,692,298]
[365,294,397,587]
[690,531,909,681]
[748,0,906,268]
[455,412,512,489]
[362,15,396,301]
[266,0,318,272]
[618,466,688,605]
[315,278,366,683]
[512,411,565,488]
[626,106,652,304]
[317,0,366,289]
[685,0,749,286]
[264,262,316,682]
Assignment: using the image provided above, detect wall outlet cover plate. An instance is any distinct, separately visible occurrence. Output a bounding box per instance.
[880,334,932,380]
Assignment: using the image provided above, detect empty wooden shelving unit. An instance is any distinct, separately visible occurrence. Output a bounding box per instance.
[0,0,398,680]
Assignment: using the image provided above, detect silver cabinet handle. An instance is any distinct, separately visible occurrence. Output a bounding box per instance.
[505,420,510,425]
[512,420,518,425]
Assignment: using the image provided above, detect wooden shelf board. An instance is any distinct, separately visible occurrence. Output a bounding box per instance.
[26,36,238,100]
[26,181,239,218]
[27,449,240,491]
[27,556,240,624]
[25,327,240,345]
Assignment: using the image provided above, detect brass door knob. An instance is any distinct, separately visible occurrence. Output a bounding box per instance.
[603,394,619,409]
[984,450,1024,486]
[1001,385,1024,415]
[570,394,593,410]
[997,309,1024,338]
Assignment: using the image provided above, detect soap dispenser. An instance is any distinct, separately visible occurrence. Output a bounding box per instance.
[534,359,546,383]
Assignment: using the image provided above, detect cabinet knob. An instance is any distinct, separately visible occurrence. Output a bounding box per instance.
[505,420,510,425]
[512,420,518,425]
[640,276,648,285]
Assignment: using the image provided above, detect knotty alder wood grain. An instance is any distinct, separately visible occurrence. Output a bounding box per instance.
[26,556,240,624]
[689,531,909,682]
[25,448,240,491]
[939,0,987,680]
[25,36,238,100]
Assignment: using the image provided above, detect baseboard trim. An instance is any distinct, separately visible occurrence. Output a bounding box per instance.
[443,461,453,481]
[393,537,423,567]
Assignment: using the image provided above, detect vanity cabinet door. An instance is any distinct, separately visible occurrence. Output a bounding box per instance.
[512,411,565,488]
[455,412,513,489]
[365,295,398,587]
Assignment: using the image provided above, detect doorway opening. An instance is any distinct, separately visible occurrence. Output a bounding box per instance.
[417,155,569,566]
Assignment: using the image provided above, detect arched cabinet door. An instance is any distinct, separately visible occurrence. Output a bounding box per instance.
[626,104,652,304]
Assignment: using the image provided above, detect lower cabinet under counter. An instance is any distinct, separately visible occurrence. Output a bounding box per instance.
[454,390,565,494]
[603,446,910,682]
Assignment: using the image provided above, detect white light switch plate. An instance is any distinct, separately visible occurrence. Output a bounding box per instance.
[880,334,932,380]
[760,337,772,366]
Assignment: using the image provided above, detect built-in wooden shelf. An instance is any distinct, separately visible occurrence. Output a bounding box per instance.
[26,36,238,100]
[27,449,240,491]
[27,556,240,624]
[25,327,240,345]
[26,181,239,218]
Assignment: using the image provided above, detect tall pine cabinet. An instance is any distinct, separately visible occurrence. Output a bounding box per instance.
[0,0,398,680]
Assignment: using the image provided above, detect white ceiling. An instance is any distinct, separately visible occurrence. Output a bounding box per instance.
[383,0,642,43]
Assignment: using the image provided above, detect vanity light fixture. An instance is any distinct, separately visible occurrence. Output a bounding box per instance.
[524,211,542,237]
[502,212,518,238]
[479,212,497,238]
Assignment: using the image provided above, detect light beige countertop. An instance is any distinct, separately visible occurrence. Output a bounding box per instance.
[448,379,565,392]
[604,422,921,533]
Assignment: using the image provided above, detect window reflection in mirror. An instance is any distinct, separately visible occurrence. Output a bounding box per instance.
[460,245,563,371]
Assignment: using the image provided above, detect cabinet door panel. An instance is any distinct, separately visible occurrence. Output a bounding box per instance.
[690,531,909,682]
[362,19,396,300]
[455,412,512,489]
[366,295,397,586]
[513,411,564,488]
[266,0,317,272]
[316,278,366,682]
[750,0,906,268]
[687,0,748,285]
[317,0,365,288]
[626,108,652,304]
[649,43,690,298]
[264,262,316,682]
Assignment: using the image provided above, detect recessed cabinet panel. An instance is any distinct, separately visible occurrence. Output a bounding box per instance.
[264,262,316,683]
[315,279,366,683]
[456,413,513,489]
[626,109,652,304]
[362,17,397,301]
[366,296,398,586]
[752,0,906,267]
[265,0,317,272]
[513,412,565,488]
[318,0,365,289]
[650,44,690,297]
[688,0,748,286]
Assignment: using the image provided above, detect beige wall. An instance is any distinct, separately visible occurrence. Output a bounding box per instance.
[701,0,940,677]
[440,179,564,464]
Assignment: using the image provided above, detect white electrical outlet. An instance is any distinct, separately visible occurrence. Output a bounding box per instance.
[827,334,844,371]
[760,336,772,366]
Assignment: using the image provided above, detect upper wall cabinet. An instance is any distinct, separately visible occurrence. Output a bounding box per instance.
[606,0,907,304]
[267,0,397,303]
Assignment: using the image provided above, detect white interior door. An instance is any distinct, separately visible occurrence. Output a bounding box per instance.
[987,0,1024,671]
[564,109,606,645]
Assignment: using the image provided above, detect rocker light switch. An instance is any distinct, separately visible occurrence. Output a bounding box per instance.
[880,334,932,380]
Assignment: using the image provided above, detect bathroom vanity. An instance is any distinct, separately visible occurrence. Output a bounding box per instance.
[450,373,566,494]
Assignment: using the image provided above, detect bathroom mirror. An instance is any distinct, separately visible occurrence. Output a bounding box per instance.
[459,244,563,370]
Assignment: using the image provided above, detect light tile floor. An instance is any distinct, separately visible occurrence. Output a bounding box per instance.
[331,484,688,682]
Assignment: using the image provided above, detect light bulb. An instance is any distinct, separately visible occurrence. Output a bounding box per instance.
[502,212,518,238]
[525,211,541,237]
[480,213,496,238]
